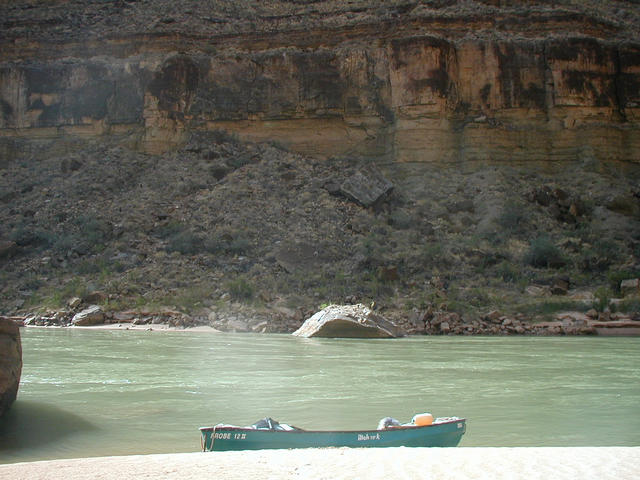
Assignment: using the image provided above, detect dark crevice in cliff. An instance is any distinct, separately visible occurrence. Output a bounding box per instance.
[614,47,630,123]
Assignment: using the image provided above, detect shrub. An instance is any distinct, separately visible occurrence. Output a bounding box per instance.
[75,215,110,245]
[593,287,612,312]
[154,221,186,240]
[204,233,250,255]
[495,260,522,283]
[607,269,640,295]
[616,298,640,313]
[387,209,413,230]
[579,239,622,273]
[166,231,203,255]
[524,236,566,268]
[518,300,591,316]
[226,277,254,301]
[497,201,528,234]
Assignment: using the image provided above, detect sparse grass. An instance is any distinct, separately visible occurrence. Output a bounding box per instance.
[517,300,591,317]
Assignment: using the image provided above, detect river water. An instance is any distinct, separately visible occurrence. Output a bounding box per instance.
[1,328,639,463]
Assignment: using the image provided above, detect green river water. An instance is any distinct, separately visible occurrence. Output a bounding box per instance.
[1,328,639,463]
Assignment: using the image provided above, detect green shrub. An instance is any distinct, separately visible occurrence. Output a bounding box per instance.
[388,210,413,230]
[497,201,528,234]
[204,233,250,255]
[579,239,622,273]
[524,236,566,268]
[495,260,522,283]
[166,231,203,255]
[607,269,640,295]
[518,300,590,316]
[616,298,640,313]
[11,226,54,248]
[154,221,186,240]
[226,277,254,301]
[75,215,110,245]
[593,287,612,312]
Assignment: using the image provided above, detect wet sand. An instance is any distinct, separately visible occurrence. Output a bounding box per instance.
[2,447,639,480]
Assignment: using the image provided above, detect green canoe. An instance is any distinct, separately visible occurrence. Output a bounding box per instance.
[200,417,466,451]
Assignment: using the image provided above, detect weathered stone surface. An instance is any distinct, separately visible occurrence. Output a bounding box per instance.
[0,317,22,417]
[293,304,406,338]
[71,305,105,326]
[1,3,638,160]
[621,278,640,297]
[339,166,393,207]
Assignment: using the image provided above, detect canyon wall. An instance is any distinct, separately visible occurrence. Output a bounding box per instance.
[1,1,639,163]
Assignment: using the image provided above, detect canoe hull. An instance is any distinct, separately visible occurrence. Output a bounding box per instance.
[200,419,466,451]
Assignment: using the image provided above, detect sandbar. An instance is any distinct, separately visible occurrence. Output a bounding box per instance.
[1,447,639,480]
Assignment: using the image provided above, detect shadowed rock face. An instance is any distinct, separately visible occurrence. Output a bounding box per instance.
[0,1,639,161]
[0,319,22,417]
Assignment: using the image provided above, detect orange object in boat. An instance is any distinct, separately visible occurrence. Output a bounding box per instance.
[412,413,434,426]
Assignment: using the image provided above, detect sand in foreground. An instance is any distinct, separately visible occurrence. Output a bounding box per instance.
[1,447,639,480]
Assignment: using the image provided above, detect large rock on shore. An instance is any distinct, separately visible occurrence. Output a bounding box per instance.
[71,305,105,326]
[292,304,406,338]
[0,318,22,417]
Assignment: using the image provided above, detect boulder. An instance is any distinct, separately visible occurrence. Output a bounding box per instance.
[72,305,105,326]
[621,278,640,297]
[338,166,393,207]
[292,304,406,338]
[0,318,22,417]
[525,285,549,297]
[551,276,570,295]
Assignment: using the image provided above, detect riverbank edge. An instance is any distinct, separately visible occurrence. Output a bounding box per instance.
[2,447,639,479]
[4,315,640,336]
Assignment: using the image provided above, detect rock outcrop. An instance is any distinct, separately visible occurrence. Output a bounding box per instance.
[0,1,639,162]
[293,304,406,338]
[71,305,105,326]
[0,318,22,417]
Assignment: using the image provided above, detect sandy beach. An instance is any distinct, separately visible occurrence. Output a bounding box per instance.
[2,447,639,480]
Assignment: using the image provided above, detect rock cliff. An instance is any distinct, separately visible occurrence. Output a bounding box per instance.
[0,318,22,417]
[1,1,639,161]
[1,1,640,331]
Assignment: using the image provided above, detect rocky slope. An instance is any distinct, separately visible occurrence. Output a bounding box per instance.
[1,1,640,332]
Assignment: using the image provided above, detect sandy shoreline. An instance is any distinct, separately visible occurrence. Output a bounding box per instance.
[2,447,639,480]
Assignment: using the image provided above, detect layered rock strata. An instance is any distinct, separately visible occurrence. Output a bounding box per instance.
[1,1,639,162]
[0,318,22,417]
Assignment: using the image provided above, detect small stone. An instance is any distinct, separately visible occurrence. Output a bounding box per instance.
[484,310,502,323]
[67,297,82,309]
[525,285,548,297]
